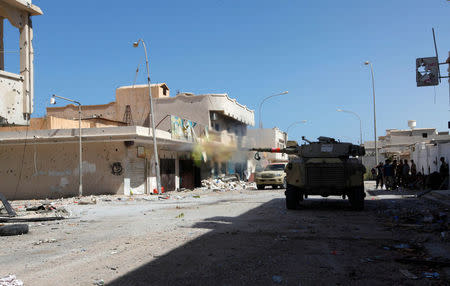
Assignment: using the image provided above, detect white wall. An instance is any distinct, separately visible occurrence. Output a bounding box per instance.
[412,142,450,176]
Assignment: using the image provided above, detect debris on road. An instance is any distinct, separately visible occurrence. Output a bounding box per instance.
[77,197,97,205]
[93,279,105,285]
[33,238,57,245]
[272,275,283,284]
[200,178,257,191]
[423,272,440,279]
[399,269,418,280]
[0,274,23,286]
[392,243,410,249]
[0,193,17,217]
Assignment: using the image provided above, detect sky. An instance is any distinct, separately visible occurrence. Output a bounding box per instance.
[3,0,450,144]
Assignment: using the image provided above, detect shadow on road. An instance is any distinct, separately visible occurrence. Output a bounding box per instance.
[108,197,409,286]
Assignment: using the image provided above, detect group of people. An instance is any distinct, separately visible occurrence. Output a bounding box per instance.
[371,157,449,191]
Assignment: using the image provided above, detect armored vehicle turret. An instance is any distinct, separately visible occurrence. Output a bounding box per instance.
[251,136,366,210]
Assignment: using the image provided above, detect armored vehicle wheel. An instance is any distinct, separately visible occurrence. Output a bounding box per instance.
[285,184,301,210]
[257,185,265,190]
[349,188,365,211]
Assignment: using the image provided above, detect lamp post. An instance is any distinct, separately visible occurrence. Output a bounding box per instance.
[364,61,378,165]
[336,109,362,145]
[50,94,83,197]
[133,39,162,195]
[286,120,307,138]
[258,91,288,129]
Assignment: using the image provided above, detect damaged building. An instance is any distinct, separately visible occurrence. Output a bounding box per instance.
[0,83,254,199]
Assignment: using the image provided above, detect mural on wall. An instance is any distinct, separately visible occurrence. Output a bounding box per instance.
[171,116,196,141]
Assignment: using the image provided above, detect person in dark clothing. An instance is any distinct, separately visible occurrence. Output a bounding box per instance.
[410,159,417,189]
[402,159,410,188]
[439,157,449,189]
[396,160,404,190]
[391,160,398,190]
[383,159,394,190]
[410,160,417,176]
[375,162,384,189]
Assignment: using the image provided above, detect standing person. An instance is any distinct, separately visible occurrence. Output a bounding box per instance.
[392,160,399,190]
[439,157,449,189]
[383,159,394,191]
[410,160,417,176]
[410,160,417,189]
[402,159,410,189]
[375,162,384,189]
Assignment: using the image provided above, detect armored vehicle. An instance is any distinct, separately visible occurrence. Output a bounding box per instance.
[251,136,366,210]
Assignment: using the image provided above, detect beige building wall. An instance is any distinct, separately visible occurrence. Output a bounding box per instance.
[45,84,170,126]
[0,141,126,200]
[46,103,117,124]
[0,116,92,132]
[115,84,169,126]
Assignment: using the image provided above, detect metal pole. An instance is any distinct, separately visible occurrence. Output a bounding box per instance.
[369,63,378,165]
[141,40,162,195]
[359,118,362,146]
[78,104,83,197]
[51,94,83,196]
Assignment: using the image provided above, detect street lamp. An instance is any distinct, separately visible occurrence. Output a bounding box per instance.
[336,109,362,145]
[258,91,289,128]
[364,61,378,165]
[133,39,162,195]
[286,120,307,136]
[50,94,83,197]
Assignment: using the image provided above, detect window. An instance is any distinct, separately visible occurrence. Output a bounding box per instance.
[264,164,286,171]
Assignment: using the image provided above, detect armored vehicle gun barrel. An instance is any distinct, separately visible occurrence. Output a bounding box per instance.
[249,147,298,155]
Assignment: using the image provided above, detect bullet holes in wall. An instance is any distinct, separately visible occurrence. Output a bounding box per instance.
[111,162,123,176]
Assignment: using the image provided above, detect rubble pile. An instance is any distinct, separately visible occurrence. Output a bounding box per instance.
[378,206,448,240]
[0,275,23,286]
[200,176,257,192]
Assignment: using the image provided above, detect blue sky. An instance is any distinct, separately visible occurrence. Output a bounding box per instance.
[3,0,450,144]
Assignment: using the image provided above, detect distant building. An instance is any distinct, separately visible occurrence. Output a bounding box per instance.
[246,127,288,178]
[362,122,450,180]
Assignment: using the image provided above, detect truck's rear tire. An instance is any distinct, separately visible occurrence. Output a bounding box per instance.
[257,184,264,190]
[349,188,365,211]
[285,184,300,210]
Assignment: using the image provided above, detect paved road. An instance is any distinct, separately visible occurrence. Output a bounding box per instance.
[1,185,449,285]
